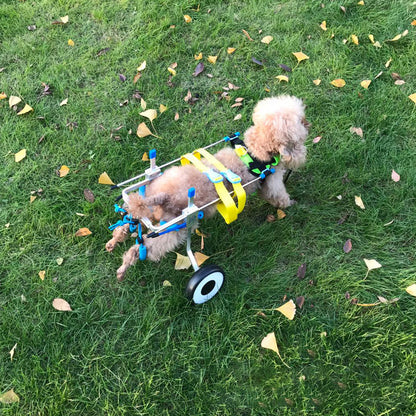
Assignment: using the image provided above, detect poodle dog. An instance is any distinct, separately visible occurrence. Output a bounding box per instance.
[106,95,309,281]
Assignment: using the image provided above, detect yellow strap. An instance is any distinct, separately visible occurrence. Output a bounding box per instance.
[193,148,246,214]
[181,153,239,224]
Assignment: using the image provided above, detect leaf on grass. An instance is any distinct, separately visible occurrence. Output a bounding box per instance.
[183,15,192,23]
[98,172,115,185]
[140,109,157,122]
[343,239,352,253]
[242,29,253,41]
[351,34,359,45]
[52,298,72,311]
[320,21,327,31]
[38,270,45,281]
[68,39,75,47]
[193,62,204,76]
[297,263,307,279]
[391,169,400,182]
[168,66,177,76]
[15,149,27,162]
[208,55,217,64]
[313,136,321,144]
[261,35,273,44]
[194,52,203,60]
[360,80,371,89]
[84,188,95,202]
[9,343,17,361]
[162,280,172,287]
[174,112,179,121]
[175,252,191,270]
[368,34,375,44]
[17,104,33,115]
[0,389,20,404]
[354,195,365,209]
[277,209,286,219]
[292,52,309,63]
[227,47,236,54]
[276,299,296,320]
[59,165,70,177]
[409,94,416,104]
[133,72,142,83]
[385,58,392,68]
[140,98,147,110]
[364,258,382,272]
[261,332,290,367]
[296,296,305,309]
[313,79,321,86]
[395,80,405,85]
[159,104,167,114]
[0,92,7,100]
[56,258,64,265]
[350,126,363,137]
[234,114,242,121]
[30,195,36,203]
[136,122,153,138]
[75,227,92,237]
[406,284,416,297]
[60,98,68,106]
[357,0,364,5]
[276,75,289,82]
[331,79,346,88]
[137,61,146,72]
[195,252,210,266]
[9,96,21,107]
[251,57,264,66]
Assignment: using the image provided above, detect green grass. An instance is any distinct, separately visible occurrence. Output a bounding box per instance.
[1,0,416,414]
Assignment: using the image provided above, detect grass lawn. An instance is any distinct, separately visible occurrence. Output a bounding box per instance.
[1,0,416,414]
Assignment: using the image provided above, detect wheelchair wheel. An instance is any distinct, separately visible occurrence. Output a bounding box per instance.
[185,264,225,304]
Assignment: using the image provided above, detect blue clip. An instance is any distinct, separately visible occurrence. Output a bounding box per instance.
[114,204,127,214]
[149,149,156,159]
[222,169,241,184]
[204,169,223,184]
[188,187,196,198]
[139,244,147,261]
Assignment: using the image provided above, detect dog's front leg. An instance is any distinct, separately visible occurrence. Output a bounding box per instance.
[106,223,130,252]
[260,169,295,208]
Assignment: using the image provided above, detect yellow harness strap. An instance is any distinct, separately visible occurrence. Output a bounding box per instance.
[181,150,245,224]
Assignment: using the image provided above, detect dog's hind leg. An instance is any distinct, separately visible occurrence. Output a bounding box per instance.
[106,223,130,252]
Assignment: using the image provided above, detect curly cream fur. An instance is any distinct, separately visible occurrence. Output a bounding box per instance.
[107,95,309,281]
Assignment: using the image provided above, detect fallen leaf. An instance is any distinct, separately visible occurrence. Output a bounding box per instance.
[97,47,110,57]
[17,104,33,115]
[277,209,286,219]
[313,136,321,144]
[297,263,307,279]
[231,102,242,108]
[0,389,20,404]
[159,104,167,114]
[354,195,365,209]
[320,21,327,31]
[175,252,191,270]
[331,79,346,88]
[68,39,75,46]
[373,41,382,48]
[52,298,72,311]
[140,98,147,110]
[183,14,192,23]
[350,126,363,137]
[391,169,400,182]
[38,270,45,281]
[162,280,172,287]
[395,80,405,85]
[168,66,177,76]
[351,34,359,45]
[261,35,273,44]
[242,29,253,41]
[313,79,321,86]
[14,149,27,162]
[295,296,305,309]
[343,239,352,253]
[174,112,179,121]
[234,114,242,121]
[56,258,64,265]
[340,5,346,13]
[406,284,416,297]
[194,52,203,60]
[141,152,149,161]
[384,220,394,226]
[136,122,153,138]
[98,172,115,185]
[385,58,392,68]
[276,75,289,82]
[193,62,204,76]
[261,332,290,367]
[59,165,70,177]
[60,98,68,106]
[208,55,218,64]
[9,343,17,361]
[83,188,95,202]
[52,15,69,24]
[409,93,416,104]
[140,109,157,122]
[227,47,236,54]
[75,227,92,237]
[0,92,7,100]
[9,96,21,108]
[368,34,375,44]
[137,61,146,71]
[251,57,264,66]
[360,80,371,89]
[292,52,309,63]
[30,195,36,203]
[357,0,364,4]
[276,299,296,320]
[194,252,210,266]
[374,71,383,79]
[363,259,382,278]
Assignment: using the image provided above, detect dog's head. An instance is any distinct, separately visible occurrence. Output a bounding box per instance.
[244,95,309,169]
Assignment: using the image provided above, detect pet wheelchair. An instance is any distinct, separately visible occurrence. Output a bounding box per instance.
[109,132,279,304]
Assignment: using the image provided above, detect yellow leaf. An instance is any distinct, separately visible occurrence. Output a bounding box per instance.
[60,98,68,106]
[140,98,147,110]
[357,0,364,4]
[320,21,327,31]
[408,93,416,103]
[30,195,37,203]
[411,20,416,26]
[406,284,416,296]
[140,109,157,122]
[276,299,296,320]
[17,104,33,115]
[60,15,69,24]
[0,92,7,100]
[75,227,92,237]
[59,165,70,177]
[368,34,375,44]
[0,389,20,404]
[356,302,381,307]
[184,14,192,23]
[142,152,149,161]
[354,195,365,209]
[402,29,409,37]
[98,172,115,185]
[313,79,321,86]
[277,209,286,219]
[175,252,192,270]
[159,104,167,114]
[276,75,289,82]
[261,35,273,44]
[9,95,22,107]
[385,58,392,68]
[15,149,26,162]
[292,52,309,63]
[168,66,177,76]
[360,80,371,89]
[9,343,17,361]
[194,252,210,266]
[208,55,218,64]
[194,52,203,60]
[52,298,73,311]
[137,61,146,71]
[373,41,382,48]
[330,78,346,88]
[136,122,153,138]
[163,280,172,287]
[68,39,75,46]
[261,332,290,367]
[351,34,359,45]
[56,258,64,265]
[38,270,45,281]
[227,47,236,54]
[364,258,382,272]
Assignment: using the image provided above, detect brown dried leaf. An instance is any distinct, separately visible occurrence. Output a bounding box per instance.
[343,238,352,253]
[297,263,307,279]
[84,188,95,203]
[52,298,72,311]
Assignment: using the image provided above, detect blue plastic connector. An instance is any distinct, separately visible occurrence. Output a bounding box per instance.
[198,211,204,219]
[149,149,156,159]
[270,168,276,174]
[188,187,196,198]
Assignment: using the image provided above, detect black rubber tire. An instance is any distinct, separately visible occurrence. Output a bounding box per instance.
[185,264,225,304]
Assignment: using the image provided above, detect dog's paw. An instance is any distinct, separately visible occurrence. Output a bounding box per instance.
[105,240,116,252]
[116,266,127,281]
